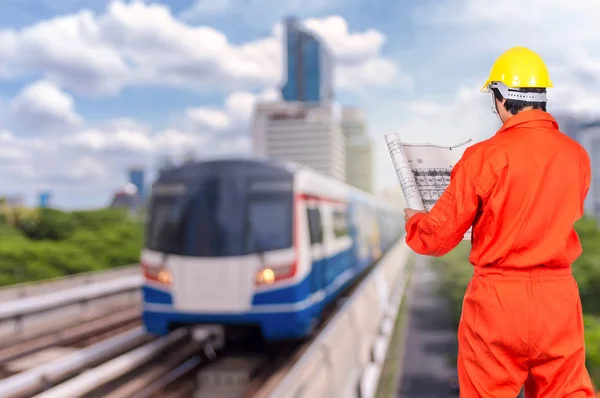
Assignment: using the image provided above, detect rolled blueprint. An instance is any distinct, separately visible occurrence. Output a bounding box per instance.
[385,133,425,211]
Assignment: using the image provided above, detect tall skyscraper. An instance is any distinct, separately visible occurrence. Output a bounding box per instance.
[252,101,345,181]
[128,167,145,200]
[38,191,52,208]
[576,125,600,219]
[280,17,334,104]
[341,107,373,193]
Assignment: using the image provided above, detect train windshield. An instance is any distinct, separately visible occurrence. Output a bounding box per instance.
[244,194,293,253]
[146,177,293,257]
[145,185,189,255]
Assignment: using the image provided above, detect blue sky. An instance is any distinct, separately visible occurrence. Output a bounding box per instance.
[1,0,599,208]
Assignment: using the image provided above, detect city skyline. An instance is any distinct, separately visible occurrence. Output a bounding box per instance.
[1,0,600,208]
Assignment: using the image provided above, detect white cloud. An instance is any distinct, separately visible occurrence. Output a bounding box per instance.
[300,16,412,91]
[178,0,349,24]
[68,156,108,180]
[9,80,83,131]
[175,88,280,139]
[0,1,406,96]
[0,31,16,77]
[302,16,385,64]
[1,121,230,208]
[9,10,129,95]
[0,130,27,162]
[185,108,231,131]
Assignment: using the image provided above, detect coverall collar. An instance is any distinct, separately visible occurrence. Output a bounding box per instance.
[496,109,558,135]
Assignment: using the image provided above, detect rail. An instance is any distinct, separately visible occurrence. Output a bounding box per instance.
[0,325,224,398]
[0,275,143,339]
[0,328,149,398]
[33,328,191,398]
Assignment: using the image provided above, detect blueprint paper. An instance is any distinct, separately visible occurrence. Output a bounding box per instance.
[385,133,473,240]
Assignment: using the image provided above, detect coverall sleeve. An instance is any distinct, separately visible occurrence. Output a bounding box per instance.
[404,144,499,257]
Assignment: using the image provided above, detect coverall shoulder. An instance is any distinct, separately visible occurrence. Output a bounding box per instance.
[405,109,595,397]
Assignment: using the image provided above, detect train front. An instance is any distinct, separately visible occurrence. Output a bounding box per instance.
[140,159,304,341]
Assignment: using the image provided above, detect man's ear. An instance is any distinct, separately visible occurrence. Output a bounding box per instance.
[495,97,506,110]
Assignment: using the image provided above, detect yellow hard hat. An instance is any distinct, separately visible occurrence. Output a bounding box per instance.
[480,46,553,92]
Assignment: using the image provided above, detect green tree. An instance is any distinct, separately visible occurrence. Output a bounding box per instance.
[16,208,77,240]
[0,207,145,286]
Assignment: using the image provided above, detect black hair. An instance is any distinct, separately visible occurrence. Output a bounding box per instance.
[491,87,547,115]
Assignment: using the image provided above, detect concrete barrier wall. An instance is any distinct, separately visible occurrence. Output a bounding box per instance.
[0,265,139,302]
[0,276,142,341]
[268,240,412,398]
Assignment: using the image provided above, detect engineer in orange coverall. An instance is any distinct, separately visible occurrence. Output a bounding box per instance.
[404,46,595,397]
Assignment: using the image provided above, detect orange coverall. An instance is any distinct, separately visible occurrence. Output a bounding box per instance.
[405,109,595,397]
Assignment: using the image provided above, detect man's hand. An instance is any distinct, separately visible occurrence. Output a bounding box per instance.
[404,208,428,223]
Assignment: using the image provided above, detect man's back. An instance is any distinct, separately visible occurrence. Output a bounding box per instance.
[468,109,590,268]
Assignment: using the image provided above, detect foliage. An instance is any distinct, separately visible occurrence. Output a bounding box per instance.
[0,207,143,286]
[431,216,600,385]
[584,315,600,385]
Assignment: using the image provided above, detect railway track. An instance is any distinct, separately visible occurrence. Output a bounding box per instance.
[0,307,141,374]
[0,241,409,398]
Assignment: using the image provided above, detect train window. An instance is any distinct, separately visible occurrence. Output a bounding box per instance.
[146,196,187,254]
[244,196,293,253]
[333,209,348,238]
[307,208,323,244]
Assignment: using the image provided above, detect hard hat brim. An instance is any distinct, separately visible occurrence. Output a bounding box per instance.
[480,81,491,93]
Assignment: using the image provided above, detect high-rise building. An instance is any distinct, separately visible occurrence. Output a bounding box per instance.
[280,17,334,104]
[128,167,145,200]
[341,107,373,193]
[110,183,139,214]
[576,125,600,218]
[38,191,52,208]
[252,101,345,181]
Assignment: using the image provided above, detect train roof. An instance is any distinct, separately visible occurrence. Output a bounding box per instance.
[295,167,402,212]
[154,156,297,185]
[153,156,402,212]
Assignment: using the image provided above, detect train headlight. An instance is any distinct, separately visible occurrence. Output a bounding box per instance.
[142,262,173,286]
[157,269,173,285]
[256,268,276,285]
[255,262,296,286]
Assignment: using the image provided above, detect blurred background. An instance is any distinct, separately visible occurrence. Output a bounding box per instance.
[1,0,600,397]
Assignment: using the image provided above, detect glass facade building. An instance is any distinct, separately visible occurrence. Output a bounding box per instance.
[128,167,145,200]
[38,191,51,208]
[281,17,333,103]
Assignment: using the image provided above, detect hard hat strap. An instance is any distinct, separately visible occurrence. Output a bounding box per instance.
[489,82,547,102]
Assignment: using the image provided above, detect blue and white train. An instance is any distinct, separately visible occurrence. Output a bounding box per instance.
[141,158,404,342]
